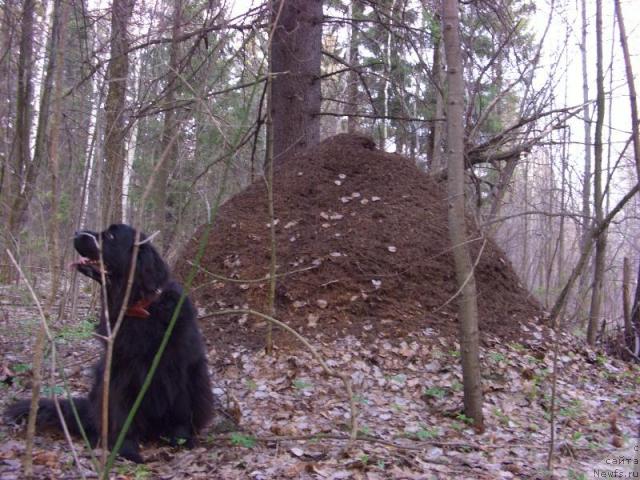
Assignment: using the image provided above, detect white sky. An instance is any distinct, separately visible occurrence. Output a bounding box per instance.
[531,0,640,207]
[535,0,640,135]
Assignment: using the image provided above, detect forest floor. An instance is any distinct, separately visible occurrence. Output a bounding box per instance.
[0,280,638,479]
[1,135,638,478]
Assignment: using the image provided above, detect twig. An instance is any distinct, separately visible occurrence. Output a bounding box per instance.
[481,210,590,228]
[317,110,440,123]
[434,238,487,312]
[546,329,561,472]
[623,346,640,362]
[187,260,318,284]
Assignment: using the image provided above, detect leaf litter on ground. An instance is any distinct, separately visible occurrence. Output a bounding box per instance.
[2,305,638,479]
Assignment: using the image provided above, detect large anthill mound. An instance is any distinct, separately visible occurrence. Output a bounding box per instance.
[178,134,542,351]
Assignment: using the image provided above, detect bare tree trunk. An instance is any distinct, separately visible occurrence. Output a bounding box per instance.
[441,0,484,431]
[0,0,30,282]
[549,183,639,327]
[629,260,640,358]
[46,0,71,300]
[486,158,517,228]
[60,0,93,248]
[389,0,406,154]
[8,0,68,247]
[346,0,362,134]
[270,0,322,160]
[614,0,640,181]
[521,160,529,279]
[152,0,182,252]
[6,0,35,237]
[544,158,555,308]
[587,0,606,346]
[0,0,16,205]
[556,127,567,297]
[11,0,67,472]
[578,0,593,326]
[87,84,107,225]
[622,258,634,347]
[380,0,396,150]
[615,0,640,356]
[428,24,445,171]
[102,0,135,224]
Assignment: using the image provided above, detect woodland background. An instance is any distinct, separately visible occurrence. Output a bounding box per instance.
[1,0,639,345]
[1,0,640,478]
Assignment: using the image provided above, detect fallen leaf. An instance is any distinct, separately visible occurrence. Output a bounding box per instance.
[290,447,304,457]
[307,314,319,328]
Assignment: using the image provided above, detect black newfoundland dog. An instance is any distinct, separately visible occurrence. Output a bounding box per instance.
[6,224,213,463]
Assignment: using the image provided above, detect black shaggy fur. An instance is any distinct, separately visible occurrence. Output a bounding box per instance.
[5,224,214,463]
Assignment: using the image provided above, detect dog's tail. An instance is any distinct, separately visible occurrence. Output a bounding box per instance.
[5,397,97,441]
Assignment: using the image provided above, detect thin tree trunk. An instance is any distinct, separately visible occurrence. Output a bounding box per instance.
[102,0,135,224]
[622,258,633,348]
[521,161,529,279]
[615,0,640,355]
[441,0,484,431]
[389,0,406,153]
[544,158,555,308]
[270,0,322,160]
[0,0,15,206]
[346,0,362,134]
[586,0,606,346]
[47,0,71,301]
[9,0,66,239]
[578,0,593,326]
[613,0,640,181]
[486,158,517,229]
[265,4,276,353]
[14,1,65,471]
[87,83,107,226]
[380,0,396,150]
[557,124,568,296]
[428,25,445,171]
[152,0,182,251]
[6,0,34,236]
[0,0,31,282]
[549,183,640,327]
[630,260,640,357]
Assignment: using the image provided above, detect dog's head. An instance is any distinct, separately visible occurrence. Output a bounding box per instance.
[74,224,168,294]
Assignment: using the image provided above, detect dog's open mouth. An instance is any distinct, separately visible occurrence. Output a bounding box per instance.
[72,256,108,274]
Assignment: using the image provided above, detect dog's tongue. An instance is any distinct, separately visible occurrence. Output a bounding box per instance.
[69,257,91,270]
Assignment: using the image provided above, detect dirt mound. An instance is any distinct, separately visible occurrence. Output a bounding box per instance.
[178,134,542,351]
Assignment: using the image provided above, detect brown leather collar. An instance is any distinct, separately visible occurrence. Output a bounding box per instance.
[126,288,163,319]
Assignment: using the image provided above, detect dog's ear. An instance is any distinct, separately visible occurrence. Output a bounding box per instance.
[135,242,169,294]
